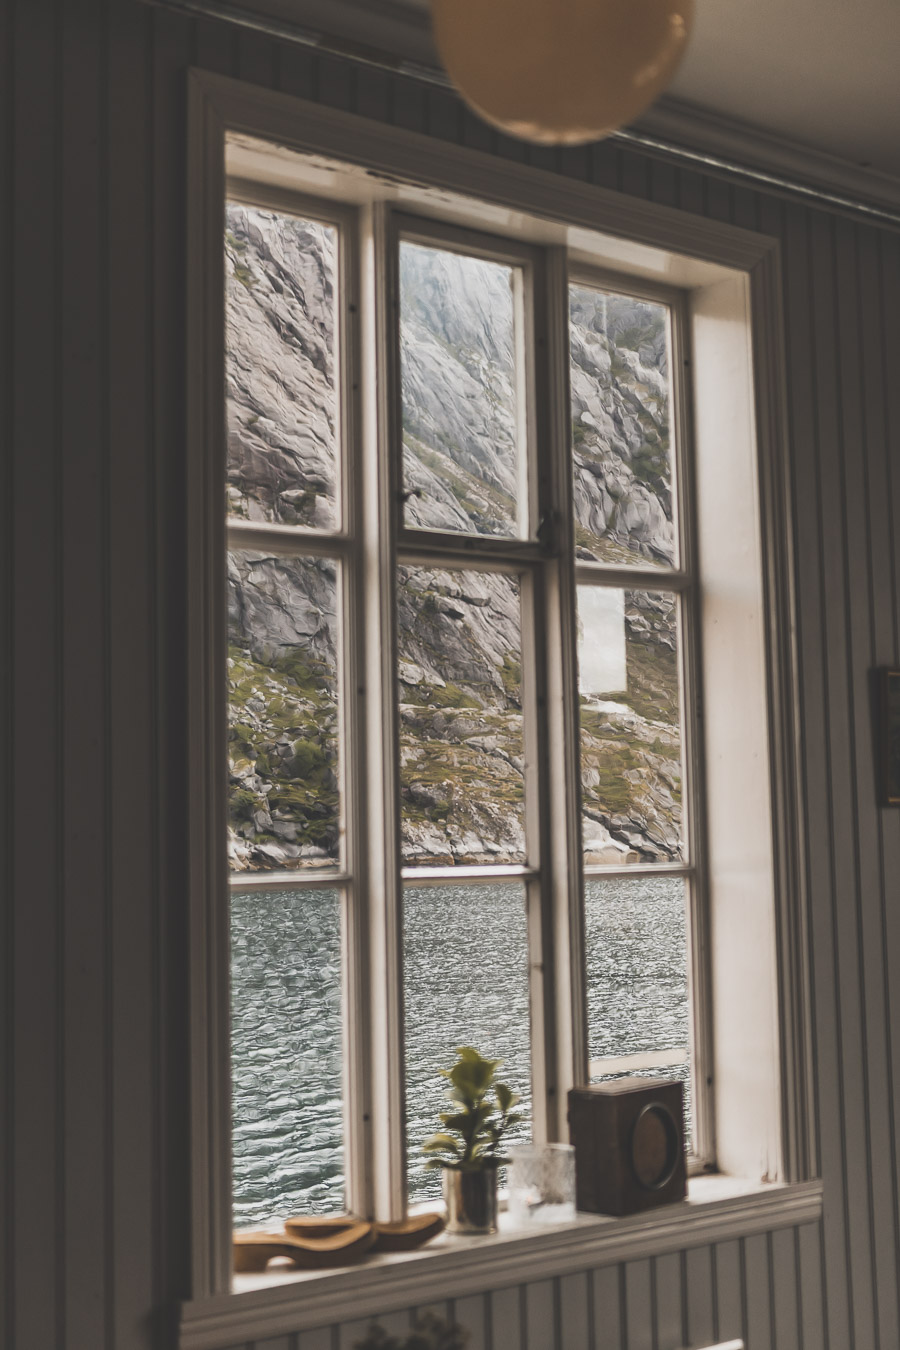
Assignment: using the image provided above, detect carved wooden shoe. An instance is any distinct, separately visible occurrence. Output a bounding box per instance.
[284,1211,445,1252]
[233,1220,376,1272]
[371,1213,446,1252]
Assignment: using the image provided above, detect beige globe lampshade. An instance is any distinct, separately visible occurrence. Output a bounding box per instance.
[431,0,695,146]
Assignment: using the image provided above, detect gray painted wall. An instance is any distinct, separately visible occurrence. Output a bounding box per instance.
[2,2,899,1346]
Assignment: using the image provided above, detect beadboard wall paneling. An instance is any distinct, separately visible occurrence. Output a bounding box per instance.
[4,1,900,1346]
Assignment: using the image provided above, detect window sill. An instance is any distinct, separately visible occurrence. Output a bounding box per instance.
[179,1177,823,1349]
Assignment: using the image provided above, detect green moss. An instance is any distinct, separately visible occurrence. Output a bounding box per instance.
[232,262,256,289]
[499,652,521,697]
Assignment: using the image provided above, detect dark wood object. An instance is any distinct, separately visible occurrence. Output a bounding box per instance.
[568,1078,687,1216]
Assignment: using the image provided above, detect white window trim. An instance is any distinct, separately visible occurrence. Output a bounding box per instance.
[185,66,817,1319]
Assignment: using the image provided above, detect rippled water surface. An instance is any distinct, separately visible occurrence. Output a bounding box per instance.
[231,877,689,1227]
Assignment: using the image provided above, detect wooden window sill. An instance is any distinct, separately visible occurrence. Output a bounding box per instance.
[179,1177,823,1349]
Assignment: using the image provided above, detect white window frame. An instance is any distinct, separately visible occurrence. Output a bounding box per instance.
[183,68,819,1335]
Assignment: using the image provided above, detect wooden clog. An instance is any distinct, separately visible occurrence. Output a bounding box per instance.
[284,1211,445,1252]
[371,1213,446,1252]
[233,1220,376,1272]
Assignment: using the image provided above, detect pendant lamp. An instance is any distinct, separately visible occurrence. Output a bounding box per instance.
[431,0,695,147]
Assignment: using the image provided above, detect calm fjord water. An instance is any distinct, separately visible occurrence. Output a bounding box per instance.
[231,876,688,1226]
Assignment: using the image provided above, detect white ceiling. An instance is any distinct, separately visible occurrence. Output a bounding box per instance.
[395,0,900,182]
[665,0,900,179]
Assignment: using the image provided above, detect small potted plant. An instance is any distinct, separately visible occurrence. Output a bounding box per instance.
[422,1047,521,1234]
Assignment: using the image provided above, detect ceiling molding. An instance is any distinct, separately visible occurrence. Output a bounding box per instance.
[635,95,900,216]
[151,0,900,221]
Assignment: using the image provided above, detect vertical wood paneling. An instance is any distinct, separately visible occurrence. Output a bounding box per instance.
[12,4,62,1349]
[713,1240,744,1345]
[780,197,845,1345]
[339,1309,409,1349]
[558,1272,591,1350]
[460,104,495,155]
[856,219,900,1350]
[651,1252,684,1350]
[6,8,900,1349]
[452,1293,489,1350]
[489,1285,523,1348]
[109,3,160,1342]
[426,87,463,144]
[237,25,277,87]
[589,141,620,192]
[831,207,885,1339]
[624,1260,653,1350]
[276,40,316,102]
[770,1229,800,1350]
[524,1278,556,1350]
[618,151,651,201]
[812,208,878,1349]
[152,2,195,1316]
[648,158,678,209]
[743,1235,772,1350]
[833,211,888,1349]
[297,1328,333,1350]
[675,167,705,215]
[684,1247,715,1348]
[0,0,12,1342]
[703,176,732,223]
[592,1267,623,1350]
[797,1223,827,1350]
[60,1,108,1348]
[194,14,237,76]
[354,65,390,124]
[881,229,900,1344]
[315,52,354,113]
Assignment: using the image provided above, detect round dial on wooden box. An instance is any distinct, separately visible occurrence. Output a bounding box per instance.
[631,1101,680,1190]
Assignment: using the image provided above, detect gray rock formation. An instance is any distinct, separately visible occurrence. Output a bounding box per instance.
[224,204,683,869]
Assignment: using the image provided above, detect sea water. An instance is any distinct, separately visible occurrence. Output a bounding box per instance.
[231,876,689,1228]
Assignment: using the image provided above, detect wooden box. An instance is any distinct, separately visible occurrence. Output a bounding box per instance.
[567,1078,686,1216]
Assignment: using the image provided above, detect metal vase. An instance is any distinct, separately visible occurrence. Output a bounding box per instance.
[443,1166,499,1234]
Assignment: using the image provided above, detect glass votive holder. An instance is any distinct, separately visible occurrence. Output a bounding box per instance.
[507,1142,576,1226]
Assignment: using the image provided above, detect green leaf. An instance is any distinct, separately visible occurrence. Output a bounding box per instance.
[423,1133,461,1154]
[494,1082,516,1113]
[439,1112,472,1134]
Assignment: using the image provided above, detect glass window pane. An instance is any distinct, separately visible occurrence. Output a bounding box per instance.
[404,882,532,1203]
[397,567,525,864]
[228,550,340,872]
[578,586,683,863]
[231,887,344,1226]
[400,240,523,538]
[585,876,691,1135]
[225,203,339,529]
[570,285,675,567]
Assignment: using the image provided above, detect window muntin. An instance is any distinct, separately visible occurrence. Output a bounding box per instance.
[225,187,709,1230]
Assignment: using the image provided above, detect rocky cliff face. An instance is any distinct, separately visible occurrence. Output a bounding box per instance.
[224,205,682,870]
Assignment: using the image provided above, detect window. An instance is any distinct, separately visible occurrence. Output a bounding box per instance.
[185,78,816,1315]
[224,179,716,1227]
